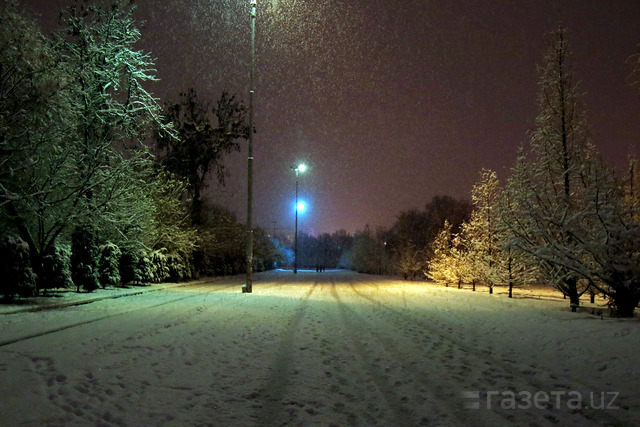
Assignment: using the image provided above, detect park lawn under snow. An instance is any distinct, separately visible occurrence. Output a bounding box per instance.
[0,270,638,426]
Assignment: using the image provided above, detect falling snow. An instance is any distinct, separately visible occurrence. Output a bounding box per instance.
[20,0,640,234]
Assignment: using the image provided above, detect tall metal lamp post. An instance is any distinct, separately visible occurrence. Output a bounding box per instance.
[243,0,257,293]
[291,164,306,274]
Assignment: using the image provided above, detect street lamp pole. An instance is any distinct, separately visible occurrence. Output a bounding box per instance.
[243,0,257,293]
[294,170,299,274]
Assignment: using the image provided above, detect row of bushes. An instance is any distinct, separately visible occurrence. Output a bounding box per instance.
[0,235,196,300]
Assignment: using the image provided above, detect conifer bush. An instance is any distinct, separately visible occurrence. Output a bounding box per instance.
[150,250,169,283]
[71,226,100,292]
[0,236,37,299]
[166,252,191,282]
[99,242,122,287]
[119,248,140,286]
[41,243,73,293]
[136,253,154,284]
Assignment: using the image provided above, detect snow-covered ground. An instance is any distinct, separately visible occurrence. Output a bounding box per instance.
[1,270,638,426]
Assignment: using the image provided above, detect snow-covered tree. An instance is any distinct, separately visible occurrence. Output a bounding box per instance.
[136,254,155,284]
[502,27,640,315]
[566,159,640,317]
[57,0,171,233]
[1,1,175,289]
[98,242,122,287]
[0,2,74,274]
[425,222,451,285]
[501,27,594,310]
[0,0,188,290]
[461,170,501,294]
[508,155,639,316]
[395,243,425,280]
[41,243,73,293]
[387,196,471,279]
[426,221,469,287]
[149,249,170,283]
[166,251,195,282]
[461,170,538,296]
[147,170,197,255]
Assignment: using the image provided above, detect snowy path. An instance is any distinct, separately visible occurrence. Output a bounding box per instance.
[0,270,638,426]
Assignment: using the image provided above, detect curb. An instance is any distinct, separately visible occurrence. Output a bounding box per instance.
[0,280,214,315]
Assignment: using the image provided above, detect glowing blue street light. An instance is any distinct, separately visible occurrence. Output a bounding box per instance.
[297,201,306,213]
[291,164,307,274]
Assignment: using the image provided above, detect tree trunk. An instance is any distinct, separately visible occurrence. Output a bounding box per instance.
[191,193,203,226]
[565,278,579,312]
[508,259,514,298]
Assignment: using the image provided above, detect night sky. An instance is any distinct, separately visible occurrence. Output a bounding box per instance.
[21,0,640,235]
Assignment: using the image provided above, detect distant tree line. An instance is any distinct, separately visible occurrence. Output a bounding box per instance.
[280,194,472,276]
[0,0,282,299]
[280,229,353,271]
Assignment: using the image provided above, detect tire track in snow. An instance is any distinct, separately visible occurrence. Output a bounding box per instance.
[347,280,619,426]
[6,282,245,426]
[329,280,425,426]
[345,281,524,425]
[0,283,237,348]
[254,281,317,425]
[336,280,503,425]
